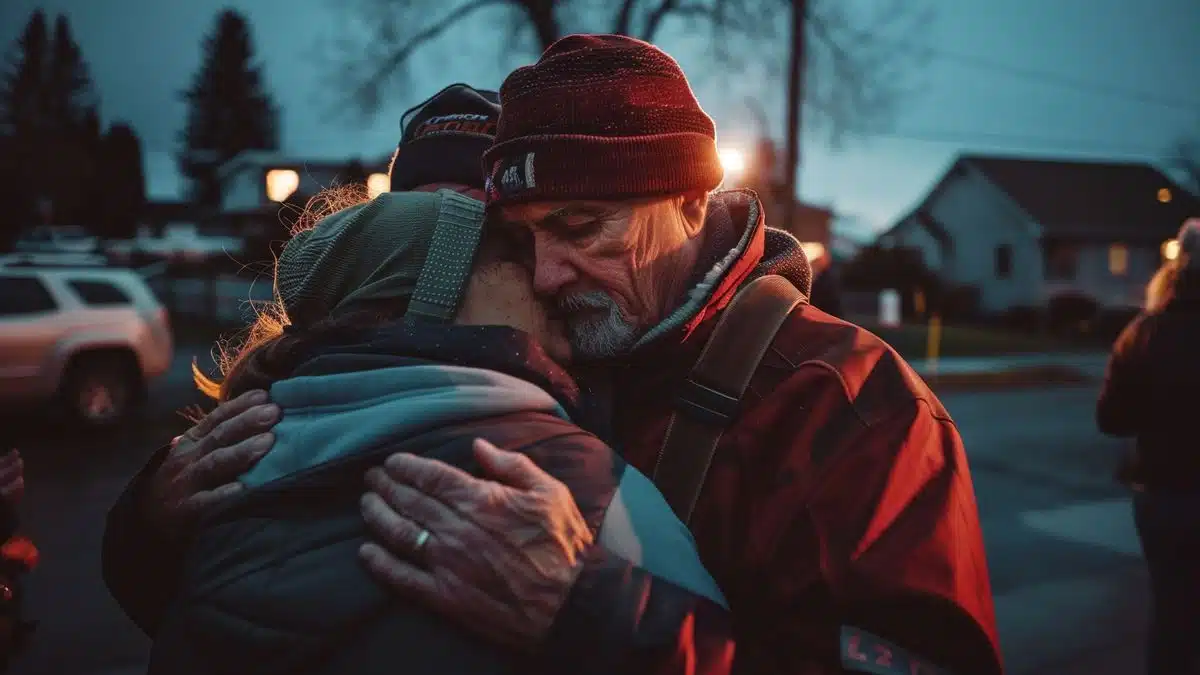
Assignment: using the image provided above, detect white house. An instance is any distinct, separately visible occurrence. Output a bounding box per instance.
[205,151,390,240]
[878,155,1200,314]
[216,151,390,215]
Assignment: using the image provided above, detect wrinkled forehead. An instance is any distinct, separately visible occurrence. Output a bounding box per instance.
[494,200,631,233]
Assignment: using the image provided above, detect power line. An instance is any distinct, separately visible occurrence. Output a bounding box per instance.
[910,44,1200,113]
[863,127,1171,158]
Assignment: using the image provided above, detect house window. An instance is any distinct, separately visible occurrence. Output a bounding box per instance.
[995,245,1012,279]
[1108,244,1129,277]
[1044,241,1078,281]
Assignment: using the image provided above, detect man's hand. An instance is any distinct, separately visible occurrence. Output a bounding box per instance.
[0,450,23,506]
[145,389,280,538]
[359,438,593,650]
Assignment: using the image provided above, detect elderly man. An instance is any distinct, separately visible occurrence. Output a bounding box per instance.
[104,38,1002,675]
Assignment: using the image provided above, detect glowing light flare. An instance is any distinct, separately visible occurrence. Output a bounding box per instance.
[367,173,391,199]
[800,242,826,263]
[265,169,300,203]
[1163,238,1181,261]
[718,147,746,181]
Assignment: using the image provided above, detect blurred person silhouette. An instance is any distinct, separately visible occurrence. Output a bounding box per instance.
[1097,217,1200,675]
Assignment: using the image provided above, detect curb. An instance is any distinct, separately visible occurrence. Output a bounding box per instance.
[920,365,1099,392]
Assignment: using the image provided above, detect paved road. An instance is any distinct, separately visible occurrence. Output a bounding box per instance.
[4,355,1149,674]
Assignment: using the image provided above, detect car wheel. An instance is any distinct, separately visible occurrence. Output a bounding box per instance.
[59,355,142,428]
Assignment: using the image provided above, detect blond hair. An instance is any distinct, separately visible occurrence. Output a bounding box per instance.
[1145,257,1189,314]
[192,184,371,401]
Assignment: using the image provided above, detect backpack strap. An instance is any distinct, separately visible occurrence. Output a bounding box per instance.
[652,274,805,525]
[406,190,486,323]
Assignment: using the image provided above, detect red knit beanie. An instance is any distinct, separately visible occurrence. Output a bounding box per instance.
[483,34,723,207]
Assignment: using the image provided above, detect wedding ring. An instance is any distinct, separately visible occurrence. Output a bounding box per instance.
[413,529,431,554]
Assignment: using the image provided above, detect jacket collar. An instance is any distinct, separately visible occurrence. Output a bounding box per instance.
[296,320,582,414]
[630,189,813,352]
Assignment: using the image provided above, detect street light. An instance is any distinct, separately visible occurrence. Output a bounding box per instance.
[265,169,300,203]
[1163,238,1181,261]
[367,173,390,199]
[718,147,746,184]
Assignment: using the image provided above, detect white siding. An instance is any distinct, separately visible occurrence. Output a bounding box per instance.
[221,169,265,212]
[884,218,945,272]
[1044,243,1159,310]
[926,172,1041,313]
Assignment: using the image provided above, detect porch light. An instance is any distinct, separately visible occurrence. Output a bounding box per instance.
[367,173,390,199]
[1163,239,1180,261]
[266,169,300,203]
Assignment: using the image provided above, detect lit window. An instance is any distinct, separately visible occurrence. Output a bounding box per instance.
[265,169,300,202]
[1158,188,1172,203]
[367,173,390,199]
[1108,243,1128,276]
[1163,239,1181,261]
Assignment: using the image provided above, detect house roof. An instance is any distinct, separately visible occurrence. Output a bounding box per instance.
[215,150,390,182]
[877,208,951,247]
[960,154,1200,240]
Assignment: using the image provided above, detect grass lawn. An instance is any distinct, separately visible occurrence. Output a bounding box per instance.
[858,320,1077,360]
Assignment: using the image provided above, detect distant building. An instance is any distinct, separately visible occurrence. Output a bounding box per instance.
[735,138,833,272]
[212,150,389,236]
[878,154,1200,314]
[141,200,197,235]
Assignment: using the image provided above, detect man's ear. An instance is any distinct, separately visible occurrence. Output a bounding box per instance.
[679,191,709,237]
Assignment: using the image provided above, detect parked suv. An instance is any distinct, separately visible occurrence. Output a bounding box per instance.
[0,267,173,427]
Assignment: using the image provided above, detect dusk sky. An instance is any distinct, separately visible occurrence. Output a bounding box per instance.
[3,0,1198,237]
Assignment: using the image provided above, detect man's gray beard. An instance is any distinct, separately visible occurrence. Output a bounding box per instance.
[558,291,639,360]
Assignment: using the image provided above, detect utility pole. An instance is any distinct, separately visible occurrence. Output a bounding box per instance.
[781,0,807,236]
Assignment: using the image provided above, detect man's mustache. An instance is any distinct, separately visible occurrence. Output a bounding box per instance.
[556,291,613,313]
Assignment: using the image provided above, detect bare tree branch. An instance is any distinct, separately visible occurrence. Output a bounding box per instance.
[640,0,680,41]
[613,0,640,36]
[1172,138,1200,192]
[324,0,927,140]
[331,0,508,117]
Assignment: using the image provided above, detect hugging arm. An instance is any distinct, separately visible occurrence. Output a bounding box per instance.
[102,390,280,635]
[102,444,185,635]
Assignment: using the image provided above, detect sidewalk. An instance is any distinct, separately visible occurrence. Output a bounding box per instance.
[909,352,1110,378]
[997,564,1147,675]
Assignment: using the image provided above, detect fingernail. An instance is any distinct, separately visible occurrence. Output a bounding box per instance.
[251,433,274,451]
[247,390,268,404]
[257,404,280,423]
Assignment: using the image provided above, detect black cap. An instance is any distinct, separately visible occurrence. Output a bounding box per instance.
[388,83,500,192]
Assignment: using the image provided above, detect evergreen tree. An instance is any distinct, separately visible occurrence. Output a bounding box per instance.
[343,158,368,186]
[47,15,100,133]
[0,11,101,242]
[0,10,49,247]
[179,9,280,207]
[94,123,146,239]
[41,15,102,226]
[0,9,48,136]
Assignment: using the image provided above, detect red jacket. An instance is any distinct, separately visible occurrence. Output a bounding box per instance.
[537,191,1002,675]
